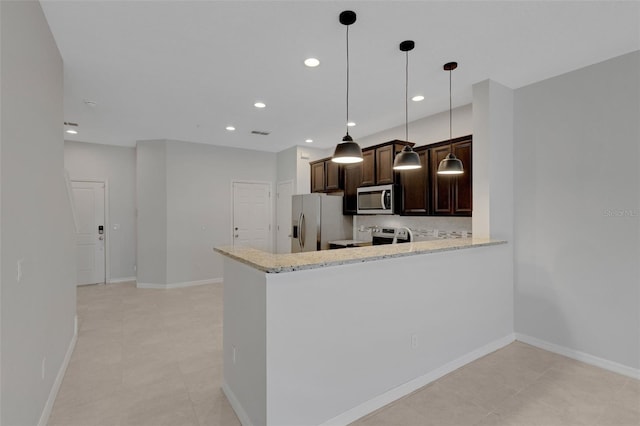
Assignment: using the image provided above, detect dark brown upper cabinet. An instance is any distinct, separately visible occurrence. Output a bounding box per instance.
[310,160,326,193]
[429,135,472,216]
[361,150,375,186]
[342,162,363,215]
[309,138,470,216]
[360,140,415,187]
[400,147,429,215]
[310,157,343,193]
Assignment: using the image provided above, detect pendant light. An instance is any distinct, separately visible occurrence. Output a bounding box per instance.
[437,62,464,175]
[332,10,363,164]
[393,40,421,171]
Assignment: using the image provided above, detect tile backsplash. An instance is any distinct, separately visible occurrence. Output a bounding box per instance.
[353,215,472,242]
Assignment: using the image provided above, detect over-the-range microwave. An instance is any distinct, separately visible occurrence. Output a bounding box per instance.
[357,184,400,215]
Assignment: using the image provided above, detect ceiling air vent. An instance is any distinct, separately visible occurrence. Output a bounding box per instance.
[251,130,271,136]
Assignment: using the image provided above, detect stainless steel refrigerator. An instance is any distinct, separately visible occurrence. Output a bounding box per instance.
[291,193,353,252]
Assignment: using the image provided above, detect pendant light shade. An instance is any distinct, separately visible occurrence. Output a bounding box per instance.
[332,11,363,164]
[394,145,422,170]
[332,134,363,164]
[437,153,464,174]
[393,40,421,171]
[437,62,464,175]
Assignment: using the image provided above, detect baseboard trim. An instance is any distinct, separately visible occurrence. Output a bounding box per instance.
[321,333,516,426]
[136,277,223,290]
[515,333,640,379]
[108,276,136,284]
[222,381,255,426]
[38,314,78,426]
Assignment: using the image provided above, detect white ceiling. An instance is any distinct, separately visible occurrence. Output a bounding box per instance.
[41,1,639,152]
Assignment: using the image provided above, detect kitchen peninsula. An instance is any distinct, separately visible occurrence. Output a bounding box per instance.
[215,238,513,426]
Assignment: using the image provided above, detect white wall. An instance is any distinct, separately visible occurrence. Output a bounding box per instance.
[276,146,297,188]
[165,140,277,284]
[472,80,514,241]
[222,260,267,426]
[1,2,77,424]
[514,51,640,370]
[64,141,137,281]
[295,146,331,195]
[136,140,168,285]
[223,242,514,426]
[357,104,472,149]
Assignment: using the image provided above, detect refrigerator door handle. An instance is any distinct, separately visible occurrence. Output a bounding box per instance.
[298,213,303,248]
[300,213,306,248]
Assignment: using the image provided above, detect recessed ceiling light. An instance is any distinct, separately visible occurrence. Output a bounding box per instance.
[254,102,266,108]
[226,126,236,131]
[65,129,78,134]
[411,95,425,102]
[305,139,313,143]
[347,121,356,127]
[304,58,320,67]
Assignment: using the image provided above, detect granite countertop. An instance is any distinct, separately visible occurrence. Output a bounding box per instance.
[214,238,506,273]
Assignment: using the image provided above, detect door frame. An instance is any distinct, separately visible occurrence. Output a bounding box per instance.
[276,179,294,254]
[230,180,273,252]
[70,178,110,285]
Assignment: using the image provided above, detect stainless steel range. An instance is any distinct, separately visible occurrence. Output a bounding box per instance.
[371,227,412,245]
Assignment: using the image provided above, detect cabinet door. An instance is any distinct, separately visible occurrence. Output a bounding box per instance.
[310,161,325,193]
[401,149,429,215]
[343,162,363,215]
[453,140,472,215]
[361,150,375,186]
[430,145,453,214]
[375,145,394,185]
[325,160,341,191]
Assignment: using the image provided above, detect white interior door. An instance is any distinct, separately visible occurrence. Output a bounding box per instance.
[276,181,294,254]
[232,182,271,251]
[72,181,106,285]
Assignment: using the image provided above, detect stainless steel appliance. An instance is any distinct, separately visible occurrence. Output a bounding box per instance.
[371,227,412,245]
[291,194,353,252]
[357,184,399,215]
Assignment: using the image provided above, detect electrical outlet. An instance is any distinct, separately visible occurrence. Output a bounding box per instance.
[232,346,237,365]
[41,357,46,380]
[410,334,418,350]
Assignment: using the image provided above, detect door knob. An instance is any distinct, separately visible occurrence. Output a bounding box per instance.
[234,234,239,238]
[98,236,104,240]
[234,227,238,231]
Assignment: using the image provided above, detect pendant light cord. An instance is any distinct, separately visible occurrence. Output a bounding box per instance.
[346,25,350,136]
[449,67,453,154]
[405,50,409,142]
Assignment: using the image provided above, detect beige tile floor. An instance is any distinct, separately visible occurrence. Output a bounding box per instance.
[50,282,639,426]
